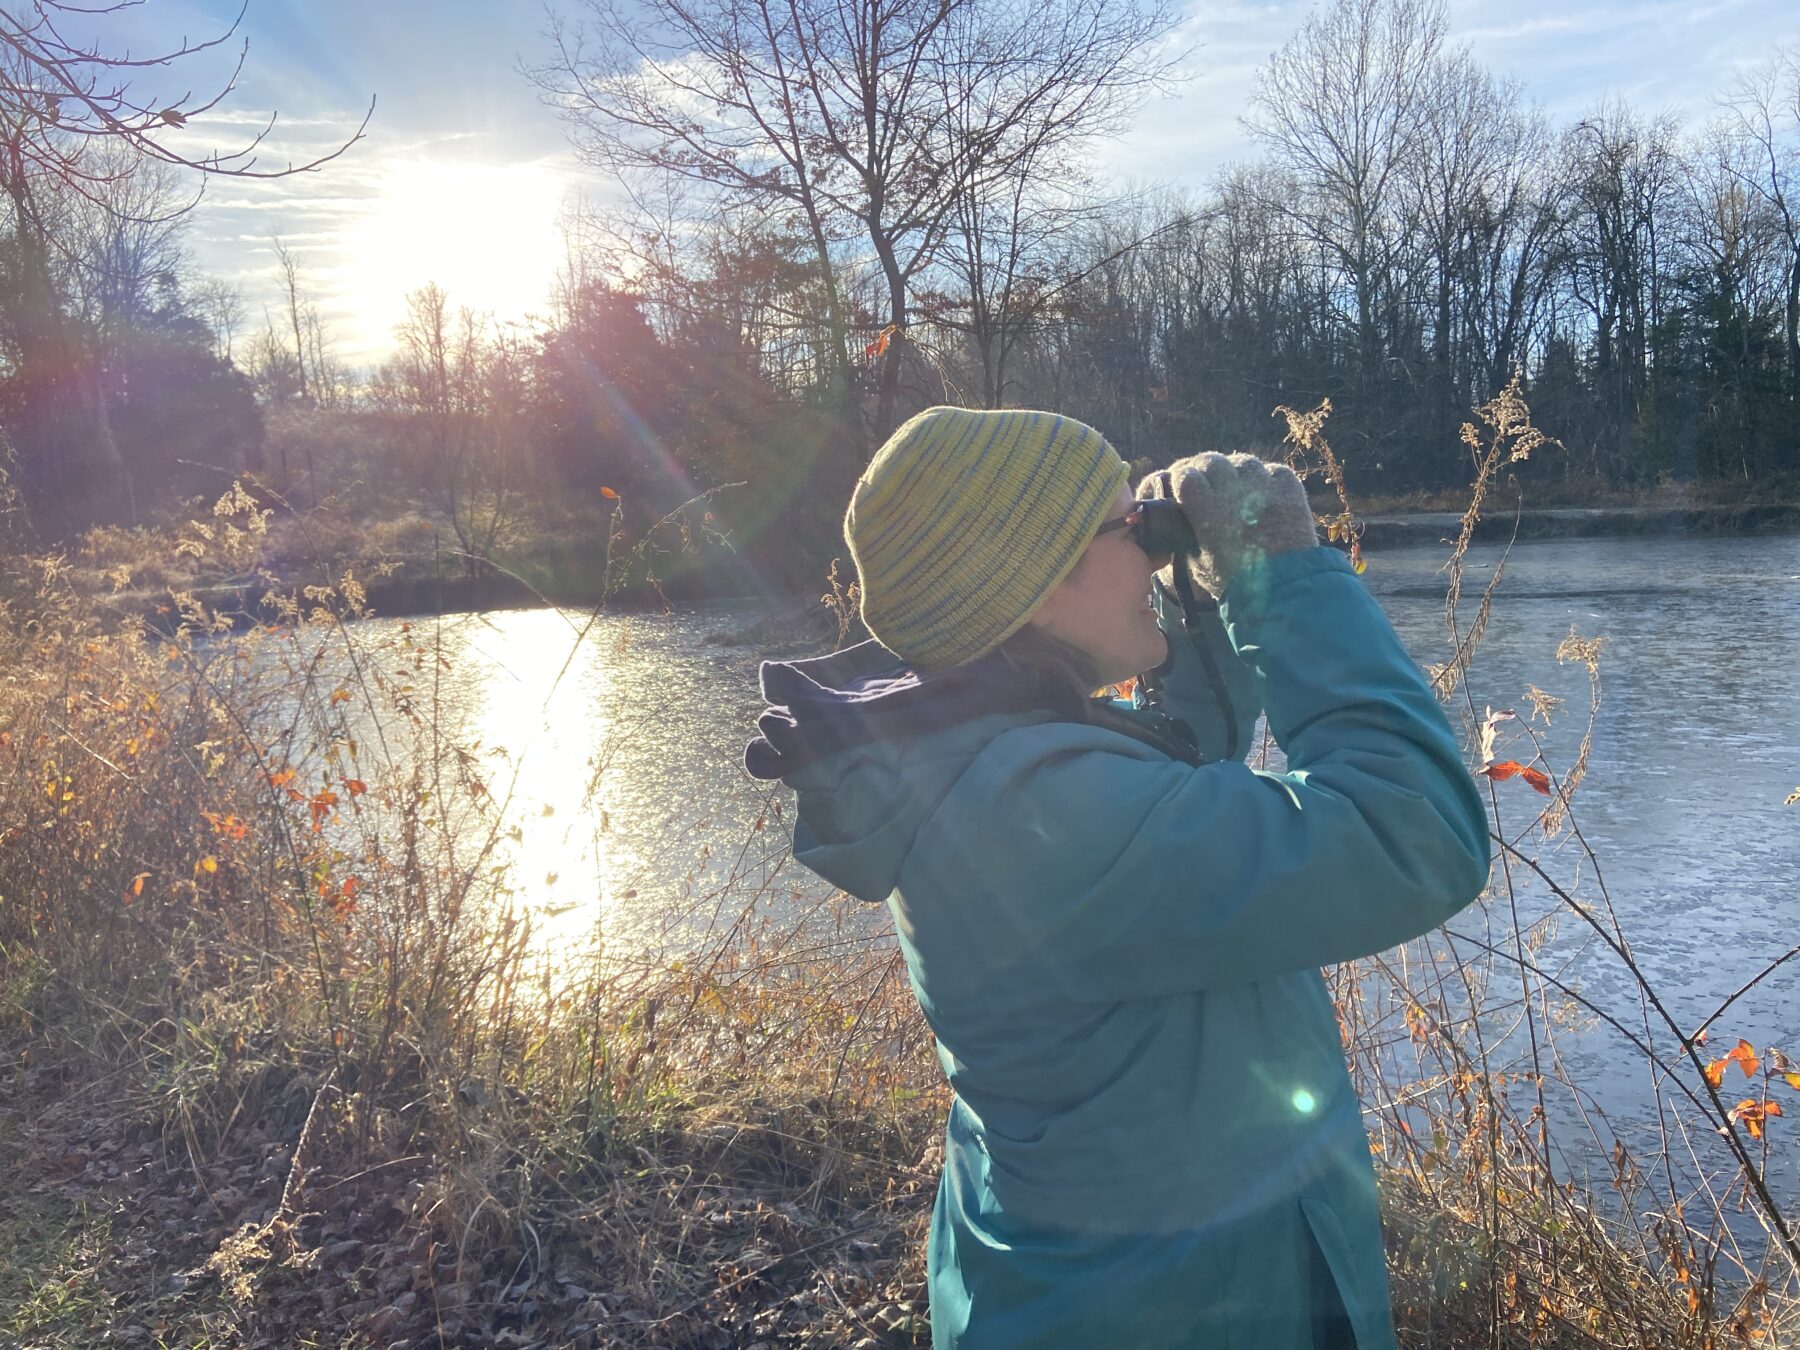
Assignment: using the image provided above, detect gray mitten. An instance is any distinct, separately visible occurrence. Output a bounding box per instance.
[1135,452,1317,597]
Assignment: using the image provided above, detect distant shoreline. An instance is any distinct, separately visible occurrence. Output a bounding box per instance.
[71,500,1800,633]
[1359,501,1800,549]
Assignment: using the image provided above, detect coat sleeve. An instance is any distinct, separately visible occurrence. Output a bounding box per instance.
[1146,577,1263,763]
[920,547,1491,1000]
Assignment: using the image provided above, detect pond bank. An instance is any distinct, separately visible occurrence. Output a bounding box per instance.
[1361,501,1800,548]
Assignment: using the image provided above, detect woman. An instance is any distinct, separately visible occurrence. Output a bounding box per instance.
[745,407,1489,1348]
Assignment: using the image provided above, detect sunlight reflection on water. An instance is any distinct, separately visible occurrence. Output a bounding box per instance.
[337,603,848,964]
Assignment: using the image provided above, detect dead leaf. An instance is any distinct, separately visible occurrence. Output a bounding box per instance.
[1726,1040,1760,1079]
[1728,1098,1782,1140]
[863,324,898,360]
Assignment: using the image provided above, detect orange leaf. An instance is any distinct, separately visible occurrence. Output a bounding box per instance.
[329,687,351,705]
[126,871,149,901]
[600,486,619,500]
[862,324,897,359]
[201,810,249,840]
[196,856,218,875]
[1481,760,1524,781]
[343,778,367,796]
[1725,1040,1760,1079]
[1518,766,1552,796]
[1768,1101,1784,1118]
[1705,1059,1727,1089]
[308,789,339,829]
[1728,1099,1772,1140]
[321,875,358,920]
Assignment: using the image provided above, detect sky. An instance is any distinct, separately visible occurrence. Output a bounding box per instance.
[73,0,1800,365]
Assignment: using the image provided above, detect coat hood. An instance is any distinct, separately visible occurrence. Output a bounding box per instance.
[744,640,1083,781]
[743,640,1076,901]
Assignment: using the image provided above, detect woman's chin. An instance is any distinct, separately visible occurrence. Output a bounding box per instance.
[1099,634,1168,687]
[1136,630,1170,677]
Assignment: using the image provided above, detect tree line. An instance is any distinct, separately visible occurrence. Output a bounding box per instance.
[3,0,1797,592]
[536,0,1800,497]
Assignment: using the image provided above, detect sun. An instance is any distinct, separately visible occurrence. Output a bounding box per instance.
[338,158,569,360]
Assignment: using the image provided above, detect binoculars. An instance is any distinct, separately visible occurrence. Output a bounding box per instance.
[1117,498,1198,557]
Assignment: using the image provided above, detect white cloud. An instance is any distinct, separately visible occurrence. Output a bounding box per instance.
[1457,15,1587,42]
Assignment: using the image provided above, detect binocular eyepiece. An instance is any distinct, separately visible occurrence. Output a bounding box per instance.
[1119,498,1198,557]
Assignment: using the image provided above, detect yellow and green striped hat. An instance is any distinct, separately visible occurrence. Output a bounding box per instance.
[845,406,1128,669]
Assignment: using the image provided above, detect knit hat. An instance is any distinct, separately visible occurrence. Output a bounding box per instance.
[845,406,1128,669]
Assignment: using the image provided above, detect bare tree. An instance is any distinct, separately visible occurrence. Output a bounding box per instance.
[59,146,187,347]
[191,275,244,363]
[374,284,519,570]
[0,2,368,191]
[1554,102,1683,478]
[303,305,349,410]
[530,0,1179,444]
[1720,49,1800,393]
[1405,52,1557,418]
[0,0,368,529]
[271,235,310,402]
[1244,0,1447,408]
[0,141,196,522]
[245,313,302,405]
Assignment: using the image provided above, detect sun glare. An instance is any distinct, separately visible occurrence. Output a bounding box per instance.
[340,159,568,360]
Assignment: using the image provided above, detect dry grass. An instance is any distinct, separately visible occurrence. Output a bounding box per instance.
[1,402,1797,1347]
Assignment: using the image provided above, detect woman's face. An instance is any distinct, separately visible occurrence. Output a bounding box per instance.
[1024,484,1168,687]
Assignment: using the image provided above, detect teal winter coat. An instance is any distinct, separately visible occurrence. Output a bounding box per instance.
[745,547,1491,1348]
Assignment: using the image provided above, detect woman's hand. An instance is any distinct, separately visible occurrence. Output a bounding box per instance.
[1136,453,1317,598]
